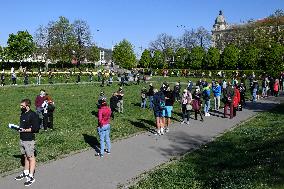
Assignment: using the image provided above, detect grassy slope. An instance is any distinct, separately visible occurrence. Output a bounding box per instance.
[130,104,284,189]
[0,81,185,174]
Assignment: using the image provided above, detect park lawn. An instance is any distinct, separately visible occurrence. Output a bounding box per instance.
[130,104,284,189]
[0,81,185,174]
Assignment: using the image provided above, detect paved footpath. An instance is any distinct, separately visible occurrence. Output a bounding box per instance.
[0,97,281,189]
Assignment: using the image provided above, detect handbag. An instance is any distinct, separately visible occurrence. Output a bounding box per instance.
[186,104,192,111]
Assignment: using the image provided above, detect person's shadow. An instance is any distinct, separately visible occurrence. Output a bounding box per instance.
[82,134,100,153]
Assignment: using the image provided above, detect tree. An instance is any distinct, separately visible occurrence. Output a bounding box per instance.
[87,45,100,62]
[206,47,220,69]
[188,46,205,69]
[149,33,178,52]
[261,43,284,77]
[112,39,136,69]
[175,47,189,68]
[151,50,164,69]
[72,19,92,62]
[0,46,2,61]
[139,49,151,68]
[180,27,211,50]
[221,44,240,70]
[7,31,35,62]
[239,45,261,70]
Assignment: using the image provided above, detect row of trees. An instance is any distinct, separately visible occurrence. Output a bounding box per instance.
[0,16,101,64]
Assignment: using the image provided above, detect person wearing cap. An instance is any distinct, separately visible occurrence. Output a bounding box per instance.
[97,100,112,157]
[117,87,124,113]
[181,89,192,124]
[212,81,222,111]
[147,83,154,109]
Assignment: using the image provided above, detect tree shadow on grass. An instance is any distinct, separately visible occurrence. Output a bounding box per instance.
[153,106,284,188]
[82,134,100,153]
[127,119,156,134]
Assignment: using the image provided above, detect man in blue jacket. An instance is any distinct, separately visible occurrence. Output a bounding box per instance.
[212,81,222,111]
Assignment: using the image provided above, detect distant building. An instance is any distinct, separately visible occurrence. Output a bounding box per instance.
[212,10,284,50]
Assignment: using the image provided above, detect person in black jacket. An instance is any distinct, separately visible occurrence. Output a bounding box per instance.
[110,92,118,119]
[15,99,40,187]
[147,83,154,109]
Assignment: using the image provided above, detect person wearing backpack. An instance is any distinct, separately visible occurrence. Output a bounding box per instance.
[153,88,165,135]
[15,99,40,187]
[223,82,235,119]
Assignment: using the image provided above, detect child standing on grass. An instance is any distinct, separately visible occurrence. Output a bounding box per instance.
[141,87,147,109]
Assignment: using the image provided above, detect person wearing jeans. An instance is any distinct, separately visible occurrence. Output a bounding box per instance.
[212,81,221,111]
[202,84,211,117]
[97,100,112,157]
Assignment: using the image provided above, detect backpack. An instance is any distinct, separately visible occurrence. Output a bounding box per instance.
[47,103,55,112]
[28,111,41,133]
[159,99,165,110]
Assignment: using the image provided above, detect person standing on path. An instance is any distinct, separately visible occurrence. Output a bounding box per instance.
[117,87,124,113]
[202,84,211,117]
[15,99,40,187]
[223,82,235,119]
[192,87,203,121]
[163,86,174,132]
[153,88,165,135]
[181,89,192,124]
[97,100,112,157]
[212,81,221,111]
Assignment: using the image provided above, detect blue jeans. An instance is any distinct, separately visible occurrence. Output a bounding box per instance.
[141,99,146,109]
[204,100,210,113]
[97,124,111,155]
[149,96,154,109]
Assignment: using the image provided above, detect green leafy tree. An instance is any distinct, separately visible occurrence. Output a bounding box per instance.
[151,50,164,69]
[164,48,175,68]
[87,45,100,62]
[239,45,261,70]
[175,47,189,68]
[206,47,220,69]
[221,45,240,70]
[262,43,284,77]
[189,46,205,69]
[139,49,151,68]
[0,46,2,60]
[7,31,35,62]
[112,39,136,69]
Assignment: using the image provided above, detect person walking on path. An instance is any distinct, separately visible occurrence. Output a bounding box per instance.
[212,81,221,111]
[163,86,174,132]
[153,88,165,135]
[238,83,246,111]
[15,99,40,187]
[223,82,235,119]
[97,100,112,157]
[147,83,154,109]
[192,87,203,121]
[181,89,192,124]
[117,87,124,113]
[233,85,241,117]
[202,84,211,117]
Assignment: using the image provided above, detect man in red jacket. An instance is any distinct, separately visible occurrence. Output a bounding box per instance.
[97,100,112,157]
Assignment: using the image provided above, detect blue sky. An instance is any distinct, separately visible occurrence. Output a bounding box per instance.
[0,0,283,54]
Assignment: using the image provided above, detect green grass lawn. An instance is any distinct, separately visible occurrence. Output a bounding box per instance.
[130,104,284,189]
[0,81,186,174]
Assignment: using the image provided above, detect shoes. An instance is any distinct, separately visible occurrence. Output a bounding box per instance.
[15,173,27,181]
[186,121,190,125]
[181,121,185,124]
[205,113,210,117]
[160,128,164,135]
[104,149,111,154]
[165,128,169,133]
[24,176,35,187]
[96,153,104,157]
